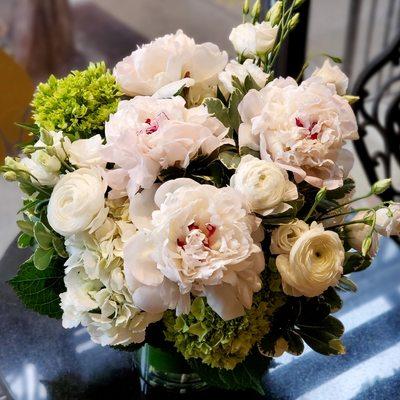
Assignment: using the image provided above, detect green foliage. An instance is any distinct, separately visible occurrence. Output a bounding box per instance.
[32,62,121,139]
[325,178,355,201]
[203,97,230,128]
[164,297,270,370]
[9,257,65,319]
[228,88,244,132]
[189,351,269,395]
[343,252,372,274]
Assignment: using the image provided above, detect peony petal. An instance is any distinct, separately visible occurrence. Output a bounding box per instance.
[129,185,159,230]
[152,78,195,99]
[132,285,169,314]
[154,178,200,207]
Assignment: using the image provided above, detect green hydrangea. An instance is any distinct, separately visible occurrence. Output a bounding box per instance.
[164,297,271,370]
[32,62,121,139]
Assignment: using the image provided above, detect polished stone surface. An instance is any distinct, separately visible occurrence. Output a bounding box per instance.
[1,237,400,400]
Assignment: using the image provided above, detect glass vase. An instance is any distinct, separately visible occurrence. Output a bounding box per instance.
[133,344,207,394]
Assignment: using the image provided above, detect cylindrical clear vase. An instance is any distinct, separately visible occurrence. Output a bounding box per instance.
[133,344,207,394]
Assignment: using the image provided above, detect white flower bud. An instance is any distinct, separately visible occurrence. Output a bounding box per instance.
[371,178,392,195]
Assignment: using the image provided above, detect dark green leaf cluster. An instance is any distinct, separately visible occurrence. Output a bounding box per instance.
[32,62,121,139]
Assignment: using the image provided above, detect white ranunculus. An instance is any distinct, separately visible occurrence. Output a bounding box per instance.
[124,178,265,321]
[276,222,344,297]
[113,30,227,105]
[47,168,108,237]
[230,155,298,215]
[60,267,162,346]
[270,219,309,254]
[219,59,269,95]
[229,22,278,58]
[346,212,379,256]
[102,96,233,198]
[66,135,106,168]
[238,76,359,189]
[311,59,349,96]
[375,204,400,237]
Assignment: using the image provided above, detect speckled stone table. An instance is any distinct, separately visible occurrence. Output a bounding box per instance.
[1,237,400,400]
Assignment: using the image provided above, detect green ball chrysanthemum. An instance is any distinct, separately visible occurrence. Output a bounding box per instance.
[32,62,121,139]
[164,297,271,370]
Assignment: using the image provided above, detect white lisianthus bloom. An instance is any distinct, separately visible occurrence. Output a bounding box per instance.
[238,76,359,189]
[311,59,349,96]
[113,30,228,105]
[60,267,162,346]
[276,222,344,297]
[66,135,106,168]
[102,96,233,198]
[346,212,379,256]
[230,155,298,215]
[20,153,60,186]
[270,219,309,254]
[34,130,68,160]
[219,59,269,95]
[47,168,108,237]
[123,178,265,321]
[375,204,400,237]
[229,22,278,58]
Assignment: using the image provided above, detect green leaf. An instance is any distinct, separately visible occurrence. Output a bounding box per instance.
[9,257,65,318]
[297,329,345,355]
[52,236,68,258]
[17,233,33,248]
[17,219,34,236]
[297,316,344,337]
[284,330,304,356]
[322,53,343,64]
[323,287,343,313]
[228,88,244,132]
[343,252,372,274]
[33,222,54,250]
[239,146,260,158]
[33,247,54,270]
[15,122,40,135]
[325,178,355,200]
[203,97,230,128]
[337,276,357,292]
[190,352,268,395]
[218,151,241,170]
[243,73,262,92]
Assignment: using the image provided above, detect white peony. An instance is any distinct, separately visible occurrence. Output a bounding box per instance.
[238,76,359,189]
[123,178,265,321]
[113,30,227,105]
[311,59,349,96]
[219,59,269,95]
[270,219,309,254]
[229,22,278,58]
[230,154,298,215]
[66,135,106,168]
[47,168,108,237]
[102,96,233,198]
[375,204,400,237]
[276,222,344,297]
[346,212,379,256]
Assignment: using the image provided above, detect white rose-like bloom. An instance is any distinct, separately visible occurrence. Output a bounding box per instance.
[47,168,108,237]
[375,204,400,237]
[238,76,359,189]
[230,155,298,215]
[276,222,344,297]
[346,212,379,256]
[20,152,60,186]
[113,30,227,104]
[311,59,349,96]
[66,135,106,168]
[102,96,233,198]
[123,178,265,321]
[270,219,309,254]
[219,59,269,95]
[229,22,278,58]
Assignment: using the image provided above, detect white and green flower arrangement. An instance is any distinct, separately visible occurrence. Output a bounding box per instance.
[2,0,400,394]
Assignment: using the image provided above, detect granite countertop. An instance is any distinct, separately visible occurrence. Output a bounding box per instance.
[1,237,400,400]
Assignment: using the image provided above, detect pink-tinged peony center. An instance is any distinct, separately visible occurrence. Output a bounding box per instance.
[144,118,158,134]
[295,118,319,140]
[177,223,216,249]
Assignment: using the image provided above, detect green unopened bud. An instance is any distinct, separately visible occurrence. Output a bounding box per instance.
[289,13,300,30]
[251,0,262,20]
[3,171,17,181]
[294,0,306,7]
[343,95,359,104]
[45,146,57,157]
[316,186,327,202]
[40,130,54,146]
[35,150,61,172]
[4,156,20,169]
[371,178,392,195]
[267,1,282,26]
[361,236,372,257]
[242,0,250,15]
[22,145,36,155]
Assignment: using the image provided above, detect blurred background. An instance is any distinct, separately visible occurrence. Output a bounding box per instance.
[0,0,399,253]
